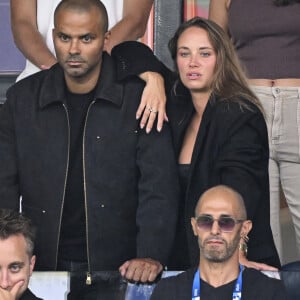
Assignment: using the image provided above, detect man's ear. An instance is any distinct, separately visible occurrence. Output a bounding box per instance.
[29,255,36,276]
[191,217,198,236]
[104,30,111,45]
[241,220,252,237]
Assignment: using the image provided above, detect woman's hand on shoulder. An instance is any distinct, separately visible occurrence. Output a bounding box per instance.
[137,72,168,133]
[239,254,278,271]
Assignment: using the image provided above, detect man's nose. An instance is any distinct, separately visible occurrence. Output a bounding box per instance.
[210,220,221,234]
[0,271,11,290]
[69,40,80,55]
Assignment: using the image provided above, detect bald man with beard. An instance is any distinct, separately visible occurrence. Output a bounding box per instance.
[151,185,288,300]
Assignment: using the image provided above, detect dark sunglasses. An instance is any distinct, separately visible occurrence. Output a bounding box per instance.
[195,214,244,232]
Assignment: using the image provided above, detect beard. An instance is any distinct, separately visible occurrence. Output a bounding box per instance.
[199,233,241,263]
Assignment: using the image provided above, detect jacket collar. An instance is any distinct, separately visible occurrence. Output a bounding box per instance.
[39,52,123,108]
[190,98,214,163]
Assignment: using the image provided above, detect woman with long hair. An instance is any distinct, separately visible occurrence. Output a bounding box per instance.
[112,17,280,269]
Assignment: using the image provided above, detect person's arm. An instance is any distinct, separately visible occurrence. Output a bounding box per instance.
[112,41,175,132]
[0,89,21,209]
[137,72,167,133]
[213,103,278,271]
[119,258,163,283]
[239,252,278,271]
[208,0,230,33]
[214,108,267,223]
[10,0,57,70]
[119,123,180,282]
[104,0,154,54]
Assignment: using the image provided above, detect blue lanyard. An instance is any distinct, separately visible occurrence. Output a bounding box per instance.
[192,264,243,300]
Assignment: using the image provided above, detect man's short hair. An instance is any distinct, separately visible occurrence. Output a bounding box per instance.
[0,209,36,257]
[54,0,109,32]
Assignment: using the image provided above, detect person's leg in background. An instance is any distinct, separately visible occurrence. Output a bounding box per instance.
[269,158,283,261]
[281,161,300,258]
[277,87,300,258]
[252,86,283,262]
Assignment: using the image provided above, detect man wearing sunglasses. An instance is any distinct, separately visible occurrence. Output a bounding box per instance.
[151,185,288,300]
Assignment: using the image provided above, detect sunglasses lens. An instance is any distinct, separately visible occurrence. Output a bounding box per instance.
[218,217,236,232]
[196,216,238,232]
[196,216,213,230]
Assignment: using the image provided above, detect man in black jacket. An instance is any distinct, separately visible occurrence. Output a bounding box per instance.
[0,209,42,300]
[151,186,288,300]
[0,0,179,286]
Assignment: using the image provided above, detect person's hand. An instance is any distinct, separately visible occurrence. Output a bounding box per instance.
[119,258,163,283]
[239,254,278,271]
[0,280,24,300]
[137,72,168,133]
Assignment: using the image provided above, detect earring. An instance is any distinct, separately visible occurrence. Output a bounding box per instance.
[239,234,249,257]
[242,234,249,243]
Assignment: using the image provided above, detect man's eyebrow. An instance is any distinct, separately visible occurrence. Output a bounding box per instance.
[79,33,96,39]
[220,214,234,218]
[8,261,25,267]
[57,31,70,37]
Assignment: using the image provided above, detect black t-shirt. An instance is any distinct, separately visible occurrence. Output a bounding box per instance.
[200,277,236,300]
[150,267,288,300]
[58,89,95,262]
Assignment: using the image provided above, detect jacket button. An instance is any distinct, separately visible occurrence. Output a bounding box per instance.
[96,136,101,140]
[101,204,105,208]
[42,210,46,213]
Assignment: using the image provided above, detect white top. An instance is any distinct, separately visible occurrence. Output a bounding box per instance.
[17,0,123,81]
